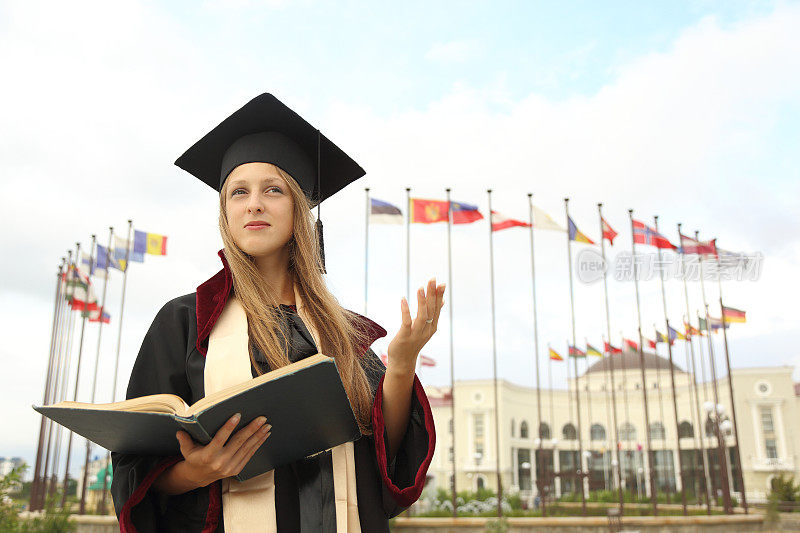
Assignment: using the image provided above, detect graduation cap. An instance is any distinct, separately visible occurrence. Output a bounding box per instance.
[174,93,366,272]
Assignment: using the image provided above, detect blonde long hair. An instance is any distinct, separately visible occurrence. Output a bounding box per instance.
[218,166,377,434]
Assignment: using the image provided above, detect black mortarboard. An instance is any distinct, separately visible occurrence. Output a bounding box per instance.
[174,93,366,272]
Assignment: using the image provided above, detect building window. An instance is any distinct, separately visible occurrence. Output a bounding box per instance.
[539,422,551,440]
[590,424,605,441]
[619,423,636,441]
[511,418,515,438]
[760,406,774,433]
[649,422,666,440]
[765,439,778,459]
[474,413,485,465]
[562,423,577,441]
[678,421,694,438]
[520,421,529,439]
[477,476,486,490]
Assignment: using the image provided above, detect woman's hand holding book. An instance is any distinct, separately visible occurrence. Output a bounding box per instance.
[153,413,271,495]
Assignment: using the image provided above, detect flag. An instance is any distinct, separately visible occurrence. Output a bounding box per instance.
[601,217,618,244]
[698,317,708,333]
[410,198,449,224]
[549,348,563,361]
[679,233,717,256]
[370,198,403,224]
[379,353,389,366]
[722,305,746,324]
[667,324,685,341]
[645,337,657,349]
[491,210,530,231]
[655,330,669,344]
[86,306,111,324]
[604,342,622,354]
[138,230,168,256]
[586,343,603,357]
[624,338,639,350]
[684,321,700,338]
[450,201,484,224]
[419,354,436,367]
[568,345,586,357]
[708,315,729,331]
[531,205,565,232]
[96,244,127,274]
[114,236,144,263]
[567,216,595,244]
[79,253,102,280]
[632,220,676,249]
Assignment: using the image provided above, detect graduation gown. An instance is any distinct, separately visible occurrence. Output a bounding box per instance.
[110,250,436,532]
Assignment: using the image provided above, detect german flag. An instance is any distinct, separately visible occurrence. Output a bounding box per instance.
[722,305,746,323]
[549,348,564,361]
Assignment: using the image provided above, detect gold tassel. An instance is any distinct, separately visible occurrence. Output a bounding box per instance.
[315,218,326,274]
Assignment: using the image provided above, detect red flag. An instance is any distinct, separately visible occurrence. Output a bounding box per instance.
[604,341,622,354]
[419,354,436,367]
[679,233,717,256]
[646,337,657,349]
[491,210,531,232]
[450,201,484,224]
[632,220,676,249]
[410,198,449,224]
[601,217,618,245]
[624,338,638,350]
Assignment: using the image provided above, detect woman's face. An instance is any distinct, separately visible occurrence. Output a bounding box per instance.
[224,162,295,259]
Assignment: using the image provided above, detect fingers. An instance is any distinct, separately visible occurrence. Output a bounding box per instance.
[412,285,428,333]
[400,297,412,329]
[230,423,272,474]
[176,431,197,459]
[209,413,241,451]
[425,278,436,327]
[432,282,445,328]
[224,416,268,454]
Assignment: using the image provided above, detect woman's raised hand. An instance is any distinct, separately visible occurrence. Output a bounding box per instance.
[386,277,445,374]
[174,413,271,487]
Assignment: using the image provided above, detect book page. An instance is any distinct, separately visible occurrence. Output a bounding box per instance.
[45,394,190,416]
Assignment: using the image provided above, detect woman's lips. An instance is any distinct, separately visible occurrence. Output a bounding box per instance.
[245,223,269,230]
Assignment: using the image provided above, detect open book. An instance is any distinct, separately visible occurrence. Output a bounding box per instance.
[34,354,361,481]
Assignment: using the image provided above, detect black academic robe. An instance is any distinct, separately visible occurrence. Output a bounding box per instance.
[110,250,435,532]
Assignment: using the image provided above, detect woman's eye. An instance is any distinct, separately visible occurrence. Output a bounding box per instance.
[267,186,282,194]
[231,189,245,196]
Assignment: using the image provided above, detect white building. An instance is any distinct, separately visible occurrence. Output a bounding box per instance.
[425,348,800,504]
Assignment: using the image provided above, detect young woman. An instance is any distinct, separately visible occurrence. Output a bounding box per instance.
[111,94,442,532]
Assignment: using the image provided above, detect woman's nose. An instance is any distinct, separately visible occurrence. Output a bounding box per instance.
[247,197,264,214]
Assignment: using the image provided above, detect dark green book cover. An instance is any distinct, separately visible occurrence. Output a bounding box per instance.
[34,355,361,481]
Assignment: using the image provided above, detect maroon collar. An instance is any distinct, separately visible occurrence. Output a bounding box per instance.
[195,250,387,356]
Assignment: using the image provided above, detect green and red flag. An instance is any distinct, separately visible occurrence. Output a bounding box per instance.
[568,345,586,357]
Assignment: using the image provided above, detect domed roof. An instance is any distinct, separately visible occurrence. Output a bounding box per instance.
[584,348,684,375]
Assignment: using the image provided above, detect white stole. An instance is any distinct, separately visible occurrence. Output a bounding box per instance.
[204,284,361,532]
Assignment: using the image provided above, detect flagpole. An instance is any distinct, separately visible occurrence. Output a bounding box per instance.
[653,216,687,514]
[628,209,658,515]
[405,187,411,304]
[486,190,503,517]
[597,204,624,511]
[547,343,556,501]
[364,188,370,315]
[101,220,134,511]
[41,249,77,509]
[715,256,748,513]
[696,231,733,514]
[683,320,709,512]
[564,198,587,515]
[83,227,114,514]
[649,323,671,504]
[76,235,97,515]
[677,224,713,514]
[53,245,81,509]
[42,271,67,505]
[445,188,457,517]
[527,194,546,516]
[30,260,66,511]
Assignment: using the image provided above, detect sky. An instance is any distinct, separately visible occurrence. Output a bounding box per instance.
[1,0,798,480]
